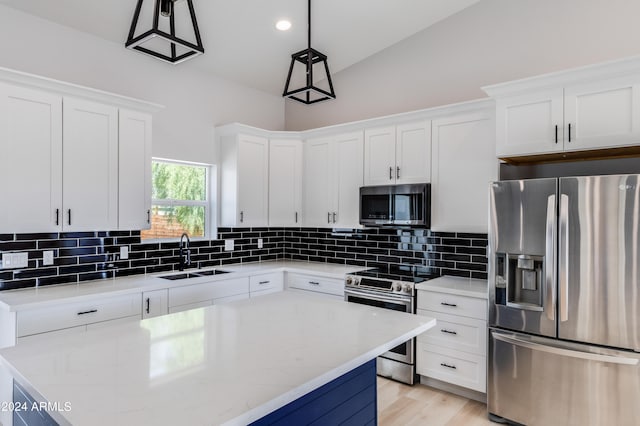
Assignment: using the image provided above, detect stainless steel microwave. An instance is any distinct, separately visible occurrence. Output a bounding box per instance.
[359,183,430,227]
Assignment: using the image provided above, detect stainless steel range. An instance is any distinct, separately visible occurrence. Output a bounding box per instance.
[345,267,438,385]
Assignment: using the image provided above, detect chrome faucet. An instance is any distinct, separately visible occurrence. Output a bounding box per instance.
[179,233,191,271]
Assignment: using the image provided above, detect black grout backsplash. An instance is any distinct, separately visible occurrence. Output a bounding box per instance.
[0,227,487,291]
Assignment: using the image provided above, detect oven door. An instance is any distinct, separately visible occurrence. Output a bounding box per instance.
[344,288,414,364]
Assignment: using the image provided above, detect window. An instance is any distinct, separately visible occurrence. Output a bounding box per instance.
[141,160,210,240]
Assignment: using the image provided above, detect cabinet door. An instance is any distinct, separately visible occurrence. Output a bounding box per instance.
[431,112,496,233]
[396,121,431,184]
[63,98,118,231]
[237,135,269,227]
[564,76,640,151]
[0,84,62,233]
[269,139,302,226]
[142,289,168,319]
[495,88,564,157]
[364,126,396,185]
[119,109,152,230]
[332,132,364,228]
[303,137,333,227]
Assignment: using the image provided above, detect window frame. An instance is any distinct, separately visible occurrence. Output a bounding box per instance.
[143,158,212,242]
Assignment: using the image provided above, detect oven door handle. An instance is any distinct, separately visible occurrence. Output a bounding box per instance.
[344,289,413,307]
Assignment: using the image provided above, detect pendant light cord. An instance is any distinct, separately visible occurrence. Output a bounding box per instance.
[307,0,311,49]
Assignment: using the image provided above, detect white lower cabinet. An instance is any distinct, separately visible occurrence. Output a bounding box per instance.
[416,287,488,393]
[142,289,169,319]
[16,293,142,339]
[168,277,250,313]
[250,272,284,297]
[286,273,344,299]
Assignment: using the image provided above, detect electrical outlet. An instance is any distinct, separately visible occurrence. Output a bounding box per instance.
[43,251,54,266]
[120,246,129,260]
[1,252,29,269]
[257,238,263,249]
[224,239,235,251]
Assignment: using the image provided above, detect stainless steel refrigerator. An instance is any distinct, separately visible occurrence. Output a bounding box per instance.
[488,174,640,426]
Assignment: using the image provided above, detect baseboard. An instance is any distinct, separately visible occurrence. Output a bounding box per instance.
[418,375,487,403]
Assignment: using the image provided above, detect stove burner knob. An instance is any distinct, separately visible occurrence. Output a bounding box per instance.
[346,276,353,285]
[402,284,412,293]
[393,283,402,292]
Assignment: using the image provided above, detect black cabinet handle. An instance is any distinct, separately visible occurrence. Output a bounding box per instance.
[68,209,71,226]
[327,212,331,224]
[240,211,244,223]
[309,281,320,285]
[441,329,458,335]
[568,123,572,142]
[333,212,337,223]
[259,281,270,285]
[396,166,400,179]
[55,209,59,226]
[440,362,456,370]
[295,212,298,223]
[555,125,558,144]
[77,309,97,316]
[440,302,457,307]
[146,298,150,314]
[389,167,393,180]
[147,210,151,224]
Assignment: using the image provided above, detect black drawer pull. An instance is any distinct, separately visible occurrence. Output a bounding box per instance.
[440,362,457,370]
[77,309,97,316]
[440,302,457,307]
[309,281,320,285]
[146,298,150,314]
[259,281,270,285]
[441,329,458,335]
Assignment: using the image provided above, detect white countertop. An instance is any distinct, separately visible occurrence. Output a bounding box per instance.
[0,292,436,426]
[416,275,488,299]
[0,261,368,312]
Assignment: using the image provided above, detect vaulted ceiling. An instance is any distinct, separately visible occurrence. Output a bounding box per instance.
[0,0,480,95]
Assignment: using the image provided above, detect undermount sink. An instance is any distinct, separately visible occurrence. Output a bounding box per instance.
[159,269,230,281]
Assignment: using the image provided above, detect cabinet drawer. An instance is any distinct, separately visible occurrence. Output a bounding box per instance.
[250,272,284,293]
[168,277,249,308]
[417,291,487,320]
[17,293,142,338]
[416,342,486,392]
[416,309,487,356]
[286,273,344,297]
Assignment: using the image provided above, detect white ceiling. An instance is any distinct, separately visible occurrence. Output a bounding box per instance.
[0,0,480,95]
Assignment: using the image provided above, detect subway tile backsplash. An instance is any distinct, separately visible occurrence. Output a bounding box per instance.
[0,227,487,291]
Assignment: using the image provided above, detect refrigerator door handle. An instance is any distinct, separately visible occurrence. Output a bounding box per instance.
[545,194,556,321]
[559,194,569,322]
[493,332,639,365]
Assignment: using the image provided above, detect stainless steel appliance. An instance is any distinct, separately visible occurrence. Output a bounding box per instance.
[488,175,640,426]
[345,267,438,385]
[359,183,430,227]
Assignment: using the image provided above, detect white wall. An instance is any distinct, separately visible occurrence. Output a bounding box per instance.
[285,0,640,131]
[0,5,285,164]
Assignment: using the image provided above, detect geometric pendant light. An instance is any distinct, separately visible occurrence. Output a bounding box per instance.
[283,0,336,104]
[125,0,204,64]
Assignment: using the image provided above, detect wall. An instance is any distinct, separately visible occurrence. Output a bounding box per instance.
[285,0,640,130]
[0,5,285,164]
[0,227,486,291]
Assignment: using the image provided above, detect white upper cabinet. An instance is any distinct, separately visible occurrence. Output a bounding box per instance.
[563,76,640,151]
[485,57,640,158]
[303,132,363,228]
[269,139,302,227]
[220,133,269,227]
[495,88,564,157]
[63,98,119,232]
[431,111,497,233]
[0,84,62,233]
[118,109,152,230]
[364,121,431,185]
[303,137,333,227]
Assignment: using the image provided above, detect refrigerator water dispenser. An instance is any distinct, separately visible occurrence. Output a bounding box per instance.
[506,253,544,310]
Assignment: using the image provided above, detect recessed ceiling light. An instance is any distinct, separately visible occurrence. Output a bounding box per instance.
[276,20,292,31]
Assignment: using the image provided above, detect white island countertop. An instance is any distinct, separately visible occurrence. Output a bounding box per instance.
[0,291,435,426]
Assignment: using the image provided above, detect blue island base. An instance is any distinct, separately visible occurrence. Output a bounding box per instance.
[250,359,377,426]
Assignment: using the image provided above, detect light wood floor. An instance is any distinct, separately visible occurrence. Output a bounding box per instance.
[378,377,494,426]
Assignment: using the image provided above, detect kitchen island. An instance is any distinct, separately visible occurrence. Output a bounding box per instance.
[0,291,435,425]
